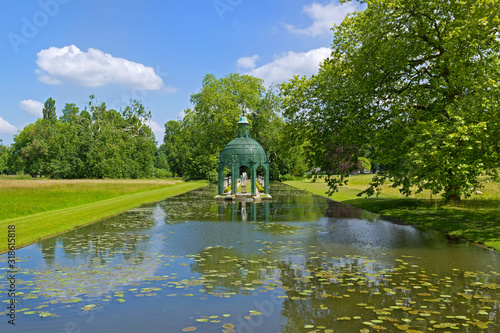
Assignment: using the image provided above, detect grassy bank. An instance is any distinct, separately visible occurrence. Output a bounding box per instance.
[0,180,207,253]
[0,178,185,220]
[285,175,500,252]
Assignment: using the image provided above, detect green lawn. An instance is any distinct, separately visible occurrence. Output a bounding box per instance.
[285,175,500,252]
[0,178,187,220]
[0,180,207,252]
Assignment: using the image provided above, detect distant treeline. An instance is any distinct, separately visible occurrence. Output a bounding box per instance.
[0,74,312,180]
[1,96,159,179]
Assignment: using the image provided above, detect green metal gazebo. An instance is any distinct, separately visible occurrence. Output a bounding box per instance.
[217,113,270,196]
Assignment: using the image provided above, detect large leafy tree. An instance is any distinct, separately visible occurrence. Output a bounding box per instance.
[165,73,296,180]
[282,0,500,202]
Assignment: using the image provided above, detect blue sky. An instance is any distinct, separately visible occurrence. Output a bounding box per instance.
[0,0,363,145]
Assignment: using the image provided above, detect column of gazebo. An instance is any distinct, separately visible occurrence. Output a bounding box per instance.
[231,164,238,195]
[250,163,257,195]
[265,163,269,194]
[218,163,224,195]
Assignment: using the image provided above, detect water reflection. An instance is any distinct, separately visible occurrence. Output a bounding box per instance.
[0,183,498,333]
[216,201,270,222]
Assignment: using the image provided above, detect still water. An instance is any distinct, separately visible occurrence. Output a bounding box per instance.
[1,184,499,332]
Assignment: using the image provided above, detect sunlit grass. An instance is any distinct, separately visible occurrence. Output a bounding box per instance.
[286,174,500,251]
[0,179,184,220]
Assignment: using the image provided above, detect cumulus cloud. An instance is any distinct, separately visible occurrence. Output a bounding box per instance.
[0,117,17,134]
[145,119,164,141]
[236,55,260,70]
[246,47,331,86]
[35,45,164,90]
[285,1,361,37]
[19,99,44,117]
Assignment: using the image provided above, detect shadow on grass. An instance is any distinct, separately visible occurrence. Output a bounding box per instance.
[343,197,500,245]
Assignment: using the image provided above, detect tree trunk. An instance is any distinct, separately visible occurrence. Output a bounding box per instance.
[445,192,461,204]
[444,169,461,204]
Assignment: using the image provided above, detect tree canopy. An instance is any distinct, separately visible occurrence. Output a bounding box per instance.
[9,97,157,179]
[162,73,307,180]
[281,0,500,202]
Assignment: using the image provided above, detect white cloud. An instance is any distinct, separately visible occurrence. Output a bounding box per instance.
[0,117,17,134]
[246,47,331,86]
[163,86,179,94]
[35,45,164,90]
[236,55,260,70]
[19,99,44,117]
[285,1,361,37]
[145,119,164,141]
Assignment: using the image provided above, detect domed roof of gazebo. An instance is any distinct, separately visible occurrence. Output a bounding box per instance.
[219,115,267,165]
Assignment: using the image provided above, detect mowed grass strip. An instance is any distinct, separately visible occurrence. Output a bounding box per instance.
[0,178,185,220]
[285,175,500,252]
[0,181,207,253]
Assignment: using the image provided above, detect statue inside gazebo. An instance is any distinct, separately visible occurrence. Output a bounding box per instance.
[215,109,272,200]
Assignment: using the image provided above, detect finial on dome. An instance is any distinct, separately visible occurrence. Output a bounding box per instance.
[238,105,249,124]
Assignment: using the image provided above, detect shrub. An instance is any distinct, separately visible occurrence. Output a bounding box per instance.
[280,174,295,182]
[207,170,218,183]
[155,168,173,178]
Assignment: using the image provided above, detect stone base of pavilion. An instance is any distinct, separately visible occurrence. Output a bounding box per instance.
[214,193,272,201]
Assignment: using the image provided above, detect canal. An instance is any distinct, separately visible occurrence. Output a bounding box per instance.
[1,183,499,332]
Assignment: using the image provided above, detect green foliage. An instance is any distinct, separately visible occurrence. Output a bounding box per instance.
[155,148,169,170]
[358,157,371,173]
[281,0,500,203]
[0,140,8,174]
[10,97,156,179]
[60,103,79,123]
[154,168,172,178]
[162,73,306,180]
[207,170,218,183]
[42,97,57,121]
[280,174,296,182]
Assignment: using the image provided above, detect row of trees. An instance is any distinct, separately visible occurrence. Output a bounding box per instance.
[4,0,497,203]
[0,75,313,181]
[3,97,158,178]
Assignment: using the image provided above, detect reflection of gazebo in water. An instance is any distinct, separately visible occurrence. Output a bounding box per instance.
[215,111,272,200]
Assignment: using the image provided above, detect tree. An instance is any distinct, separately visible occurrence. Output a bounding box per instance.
[165,73,283,179]
[60,103,79,123]
[42,97,57,121]
[0,140,8,174]
[281,0,500,202]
